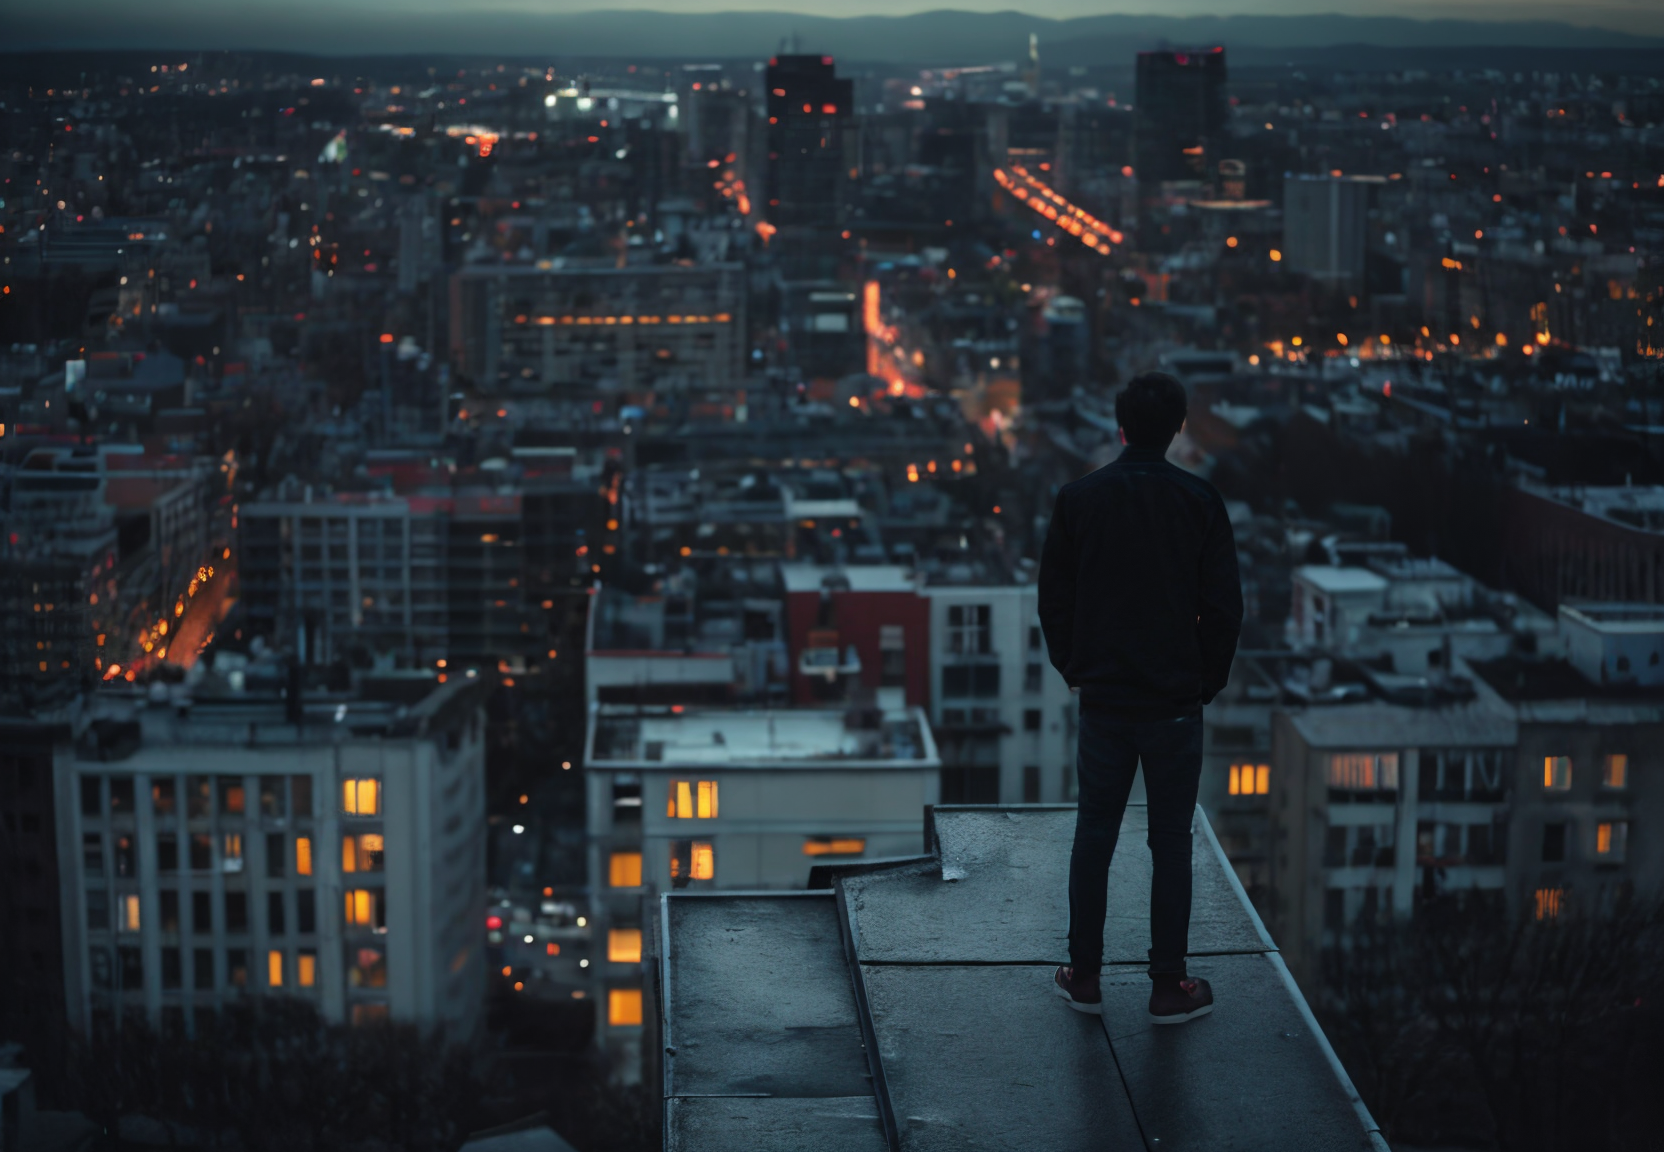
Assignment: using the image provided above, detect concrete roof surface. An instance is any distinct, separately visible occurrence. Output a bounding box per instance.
[660,805,1390,1152]
[1288,701,1516,748]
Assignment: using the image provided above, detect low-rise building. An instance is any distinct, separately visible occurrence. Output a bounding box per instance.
[50,678,488,1037]
[583,701,939,1080]
[1268,606,1664,987]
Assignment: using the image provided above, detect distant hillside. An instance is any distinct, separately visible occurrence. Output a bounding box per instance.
[8,6,1664,63]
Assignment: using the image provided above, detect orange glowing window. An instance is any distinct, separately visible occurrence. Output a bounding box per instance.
[802,837,866,857]
[298,950,317,987]
[608,852,643,888]
[608,928,642,963]
[667,780,719,819]
[1596,821,1627,858]
[268,949,285,987]
[1228,764,1270,796]
[295,836,313,876]
[608,987,644,1026]
[690,842,714,880]
[1602,754,1628,790]
[1543,756,1572,792]
[1534,887,1563,920]
[342,833,385,873]
[343,778,381,815]
[344,889,383,929]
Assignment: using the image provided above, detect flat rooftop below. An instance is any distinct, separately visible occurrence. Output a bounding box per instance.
[590,707,938,768]
[660,806,1389,1151]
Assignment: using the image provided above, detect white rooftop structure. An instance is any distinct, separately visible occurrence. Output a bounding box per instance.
[1561,602,1664,688]
[587,706,938,768]
[779,564,917,594]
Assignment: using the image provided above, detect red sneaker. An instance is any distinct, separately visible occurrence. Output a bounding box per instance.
[1052,966,1102,1015]
[1148,976,1214,1024]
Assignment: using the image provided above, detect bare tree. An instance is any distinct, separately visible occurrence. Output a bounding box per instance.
[1318,894,1664,1152]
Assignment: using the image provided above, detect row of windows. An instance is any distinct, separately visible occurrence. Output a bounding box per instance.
[80,775,384,820]
[89,888,319,935]
[89,943,384,992]
[1324,753,1631,795]
[83,832,372,879]
[605,834,869,889]
[1543,754,1628,792]
[1542,819,1629,863]
[88,886,388,935]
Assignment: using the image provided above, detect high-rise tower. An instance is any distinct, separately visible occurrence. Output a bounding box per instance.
[1133,48,1228,188]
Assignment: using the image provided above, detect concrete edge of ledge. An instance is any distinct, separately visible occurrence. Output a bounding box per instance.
[1195,804,1390,1150]
[835,882,902,1152]
[808,854,936,890]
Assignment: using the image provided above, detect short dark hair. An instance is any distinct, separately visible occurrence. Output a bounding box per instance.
[1115,373,1188,447]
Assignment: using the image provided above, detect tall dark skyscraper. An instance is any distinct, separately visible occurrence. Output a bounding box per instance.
[764,55,853,230]
[1133,48,1228,187]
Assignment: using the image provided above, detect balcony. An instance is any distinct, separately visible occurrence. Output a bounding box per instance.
[797,643,862,682]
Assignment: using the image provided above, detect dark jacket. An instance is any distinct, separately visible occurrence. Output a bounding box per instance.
[1038,445,1243,715]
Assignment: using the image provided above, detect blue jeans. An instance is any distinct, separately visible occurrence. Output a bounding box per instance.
[1067,707,1204,977]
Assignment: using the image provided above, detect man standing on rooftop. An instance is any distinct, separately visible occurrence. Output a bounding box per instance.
[1039,372,1243,1024]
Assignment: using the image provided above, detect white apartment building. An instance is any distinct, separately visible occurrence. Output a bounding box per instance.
[1288,558,1555,671]
[583,703,940,1080]
[922,581,1078,804]
[53,681,488,1037]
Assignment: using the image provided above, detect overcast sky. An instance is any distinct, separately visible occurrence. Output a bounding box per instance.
[9,0,1662,47]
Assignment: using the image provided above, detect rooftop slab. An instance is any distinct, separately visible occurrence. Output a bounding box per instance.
[660,806,1389,1152]
[663,894,874,1099]
[843,806,1268,964]
[1098,954,1379,1152]
[861,963,1144,1151]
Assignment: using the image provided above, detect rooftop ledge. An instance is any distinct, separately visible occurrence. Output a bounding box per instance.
[657,805,1390,1152]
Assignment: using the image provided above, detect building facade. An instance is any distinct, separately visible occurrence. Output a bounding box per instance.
[51,683,487,1037]
[449,263,746,400]
[583,702,939,1081]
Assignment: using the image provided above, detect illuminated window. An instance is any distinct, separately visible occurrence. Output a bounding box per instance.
[669,841,715,883]
[122,894,141,932]
[608,852,643,888]
[268,949,284,987]
[1534,887,1563,920]
[1327,754,1399,791]
[295,836,313,876]
[1602,755,1628,790]
[1596,821,1628,860]
[1543,756,1572,792]
[342,833,385,873]
[608,928,643,963]
[222,832,243,873]
[343,889,385,930]
[667,780,719,819]
[1229,764,1270,796]
[298,950,317,988]
[803,837,867,856]
[219,776,245,815]
[349,945,387,988]
[608,987,644,1027]
[342,778,381,816]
